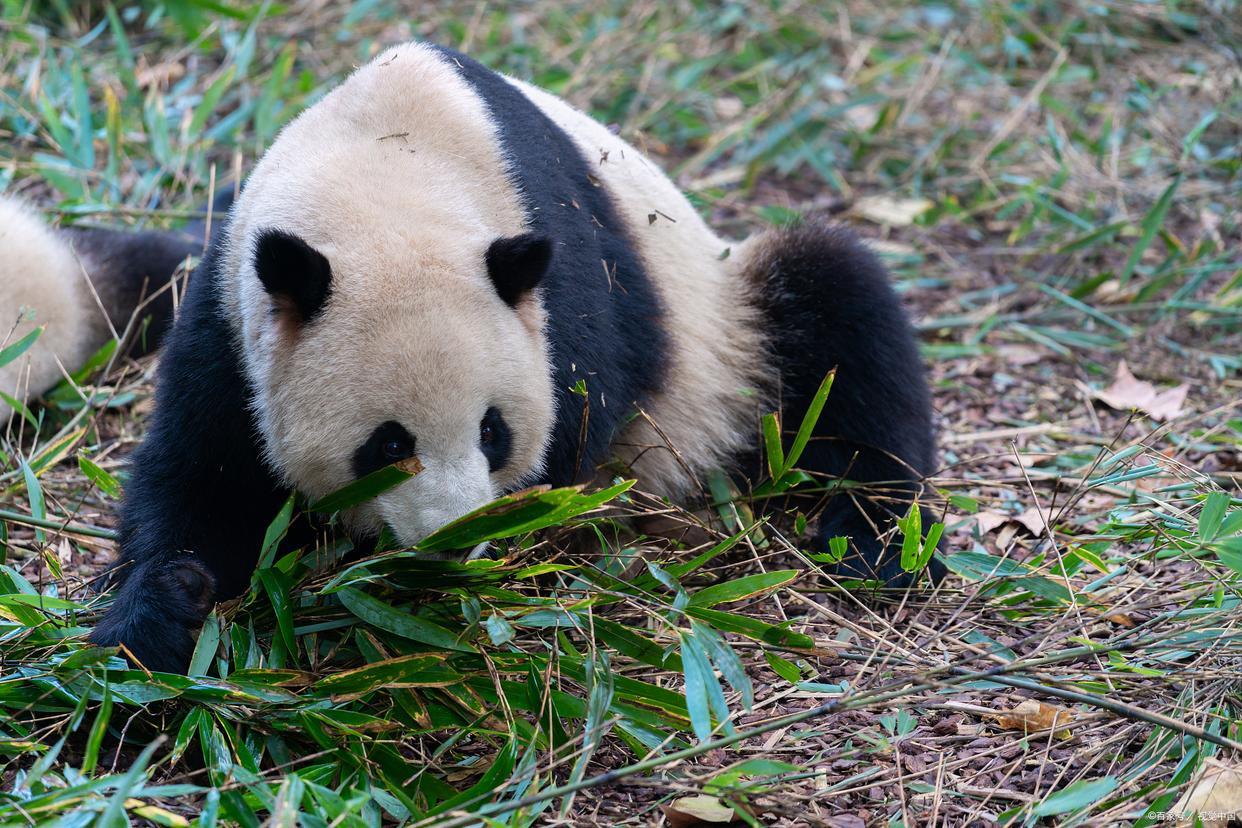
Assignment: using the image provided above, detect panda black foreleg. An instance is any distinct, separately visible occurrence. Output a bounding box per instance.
[89,246,289,672]
[747,224,944,587]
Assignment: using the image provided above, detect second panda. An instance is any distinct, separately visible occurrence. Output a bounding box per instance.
[88,42,941,672]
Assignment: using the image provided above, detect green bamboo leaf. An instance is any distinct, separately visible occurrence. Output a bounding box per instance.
[1214,539,1242,576]
[190,66,237,136]
[1031,777,1118,816]
[765,651,802,684]
[1197,492,1229,543]
[309,464,412,513]
[20,460,44,545]
[485,614,515,646]
[695,621,752,709]
[781,369,835,474]
[187,611,221,677]
[664,526,752,579]
[898,502,922,571]
[338,587,476,652]
[257,492,296,570]
[689,570,800,607]
[1221,510,1242,537]
[69,59,93,169]
[99,737,164,828]
[170,708,204,766]
[80,681,111,775]
[1119,175,1179,285]
[256,569,297,661]
[0,391,37,429]
[417,481,633,553]
[426,739,518,816]
[0,327,41,368]
[707,758,802,793]
[78,456,121,499]
[563,649,614,816]
[592,616,677,669]
[679,630,731,742]
[685,605,813,650]
[915,522,944,571]
[314,654,457,696]
[761,411,783,479]
[30,427,86,475]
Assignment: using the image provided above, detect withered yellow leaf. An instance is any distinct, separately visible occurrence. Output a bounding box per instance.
[990,699,1074,739]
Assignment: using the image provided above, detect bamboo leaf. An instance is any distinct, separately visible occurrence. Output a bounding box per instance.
[781,369,835,474]
[1032,776,1118,816]
[309,465,413,513]
[761,411,783,479]
[1118,175,1179,285]
[78,456,122,499]
[0,327,42,368]
[689,570,800,607]
[338,587,477,653]
[1197,492,1229,543]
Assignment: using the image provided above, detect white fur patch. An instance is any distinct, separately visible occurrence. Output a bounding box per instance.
[0,197,111,422]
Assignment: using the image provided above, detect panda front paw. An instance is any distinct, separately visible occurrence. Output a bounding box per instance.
[89,555,216,673]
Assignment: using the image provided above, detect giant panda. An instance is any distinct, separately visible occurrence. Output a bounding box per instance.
[0,196,216,422]
[68,42,940,673]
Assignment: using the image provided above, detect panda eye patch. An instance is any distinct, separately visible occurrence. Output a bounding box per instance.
[353,421,416,479]
[479,407,511,472]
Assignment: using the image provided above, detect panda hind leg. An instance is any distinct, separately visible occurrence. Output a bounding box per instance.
[741,223,945,587]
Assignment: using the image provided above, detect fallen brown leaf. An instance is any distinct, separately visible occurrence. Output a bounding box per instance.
[1175,760,1242,827]
[661,795,742,827]
[974,510,1010,534]
[1013,506,1051,536]
[1091,360,1188,421]
[990,699,1074,739]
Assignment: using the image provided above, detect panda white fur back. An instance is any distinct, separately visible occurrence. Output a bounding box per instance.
[0,197,110,421]
[0,195,216,424]
[88,42,941,672]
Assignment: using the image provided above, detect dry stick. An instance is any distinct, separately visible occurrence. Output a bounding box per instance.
[0,508,116,540]
[943,671,1242,752]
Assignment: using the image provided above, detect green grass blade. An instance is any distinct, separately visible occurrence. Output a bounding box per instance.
[1118,175,1180,286]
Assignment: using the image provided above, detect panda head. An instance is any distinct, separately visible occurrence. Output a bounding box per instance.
[238,224,557,548]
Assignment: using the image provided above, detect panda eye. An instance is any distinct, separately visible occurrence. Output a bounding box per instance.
[479,407,511,472]
[383,439,410,460]
[353,421,416,479]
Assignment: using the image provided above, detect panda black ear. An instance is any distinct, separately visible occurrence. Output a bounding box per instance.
[254,229,332,323]
[486,233,552,307]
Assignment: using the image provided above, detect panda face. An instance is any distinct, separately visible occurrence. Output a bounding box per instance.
[238,225,557,550]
